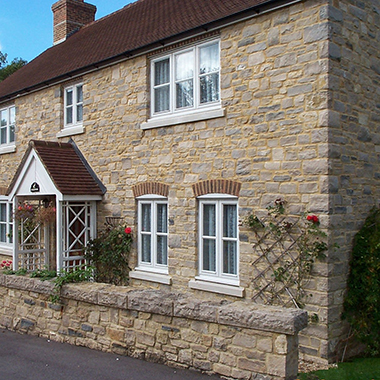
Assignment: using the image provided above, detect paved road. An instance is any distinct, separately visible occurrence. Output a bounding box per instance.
[0,329,220,380]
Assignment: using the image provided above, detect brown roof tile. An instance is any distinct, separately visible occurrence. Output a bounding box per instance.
[7,140,106,196]
[0,0,284,101]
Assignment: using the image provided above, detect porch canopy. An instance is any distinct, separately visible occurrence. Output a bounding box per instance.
[6,140,106,272]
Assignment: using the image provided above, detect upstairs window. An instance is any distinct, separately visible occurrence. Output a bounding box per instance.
[137,196,168,274]
[151,40,220,117]
[0,105,15,146]
[64,84,83,128]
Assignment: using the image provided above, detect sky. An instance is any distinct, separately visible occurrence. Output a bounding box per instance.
[0,0,135,63]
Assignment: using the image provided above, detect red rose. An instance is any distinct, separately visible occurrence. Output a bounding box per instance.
[124,227,132,234]
[307,215,319,224]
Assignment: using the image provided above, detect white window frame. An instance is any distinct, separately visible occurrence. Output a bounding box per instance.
[136,195,168,274]
[197,195,239,286]
[58,83,84,137]
[0,105,16,154]
[0,199,13,254]
[142,39,223,130]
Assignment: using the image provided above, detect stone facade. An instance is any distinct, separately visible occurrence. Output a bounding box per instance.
[0,0,379,366]
[0,274,307,380]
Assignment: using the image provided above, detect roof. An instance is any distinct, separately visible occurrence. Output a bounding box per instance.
[0,0,295,102]
[6,140,106,196]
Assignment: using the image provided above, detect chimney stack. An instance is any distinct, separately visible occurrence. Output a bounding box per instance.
[52,0,97,44]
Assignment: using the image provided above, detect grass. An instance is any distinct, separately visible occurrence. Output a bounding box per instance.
[298,357,380,380]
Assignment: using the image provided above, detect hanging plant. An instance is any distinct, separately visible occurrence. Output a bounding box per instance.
[14,202,35,220]
[35,202,56,224]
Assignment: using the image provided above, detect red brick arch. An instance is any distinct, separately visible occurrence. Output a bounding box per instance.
[132,182,169,198]
[192,180,241,197]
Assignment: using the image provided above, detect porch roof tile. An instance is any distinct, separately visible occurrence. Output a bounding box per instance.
[6,140,106,196]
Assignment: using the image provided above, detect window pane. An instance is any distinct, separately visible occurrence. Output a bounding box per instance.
[0,224,6,243]
[175,51,193,81]
[77,85,83,103]
[223,241,237,275]
[176,80,194,108]
[154,59,170,86]
[157,204,167,233]
[200,73,219,104]
[9,107,15,124]
[154,86,170,113]
[203,238,216,271]
[0,127,6,144]
[66,89,73,106]
[77,104,83,122]
[157,235,168,265]
[9,125,15,142]
[223,204,237,238]
[141,204,151,232]
[0,204,6,222]
[199,43,219,75]
[0,110,7,127]
[141,234,151,263]
[203,204,216,236]
[66,107,73,124]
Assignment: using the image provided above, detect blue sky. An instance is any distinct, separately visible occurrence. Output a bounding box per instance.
[0,0,134,63]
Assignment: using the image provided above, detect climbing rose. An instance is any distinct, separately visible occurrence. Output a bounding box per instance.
[124,227,132,234]
[307,215,319,224]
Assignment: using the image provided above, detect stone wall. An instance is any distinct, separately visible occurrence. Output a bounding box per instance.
[0,274,307,380]
[324,0,380,361]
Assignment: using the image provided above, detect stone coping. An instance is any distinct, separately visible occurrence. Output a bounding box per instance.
[0,273,307,335]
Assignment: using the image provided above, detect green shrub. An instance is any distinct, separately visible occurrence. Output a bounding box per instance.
[343,207,380,356]
[85,224,132,286]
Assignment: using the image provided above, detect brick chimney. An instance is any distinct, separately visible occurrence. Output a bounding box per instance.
[52,0,97,44]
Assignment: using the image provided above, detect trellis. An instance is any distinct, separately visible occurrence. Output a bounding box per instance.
[249,211,325,309]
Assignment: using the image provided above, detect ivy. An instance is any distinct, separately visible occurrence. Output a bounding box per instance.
[343,207,380,356]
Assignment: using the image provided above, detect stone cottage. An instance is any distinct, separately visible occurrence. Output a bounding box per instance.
[0,0,379,375]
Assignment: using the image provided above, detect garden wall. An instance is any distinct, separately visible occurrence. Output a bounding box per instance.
[0,274,307,380]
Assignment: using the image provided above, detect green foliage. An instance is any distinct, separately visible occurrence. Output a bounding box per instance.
[298,357,380,380]
[343,207,380,356]
[30,268,57,281]
[85,224,133,285]
[3,267,28,276]
[0,52,27,82]
[50,266,93,304]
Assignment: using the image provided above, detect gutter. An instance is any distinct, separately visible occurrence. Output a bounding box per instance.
[0,0,303,104]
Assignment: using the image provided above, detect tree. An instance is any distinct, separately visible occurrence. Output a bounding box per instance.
[0,52,27,82]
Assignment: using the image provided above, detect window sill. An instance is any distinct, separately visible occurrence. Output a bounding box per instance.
[57,125,84,138]
[141,107,225,130]
[0,144,16,155]
[189,278,244,297]
[129,269,172,285]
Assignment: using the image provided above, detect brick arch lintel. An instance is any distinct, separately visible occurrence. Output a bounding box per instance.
[132,182,169,198]
[192,179,241,197]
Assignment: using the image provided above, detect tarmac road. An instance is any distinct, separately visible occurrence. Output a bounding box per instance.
[0,328,221,380]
